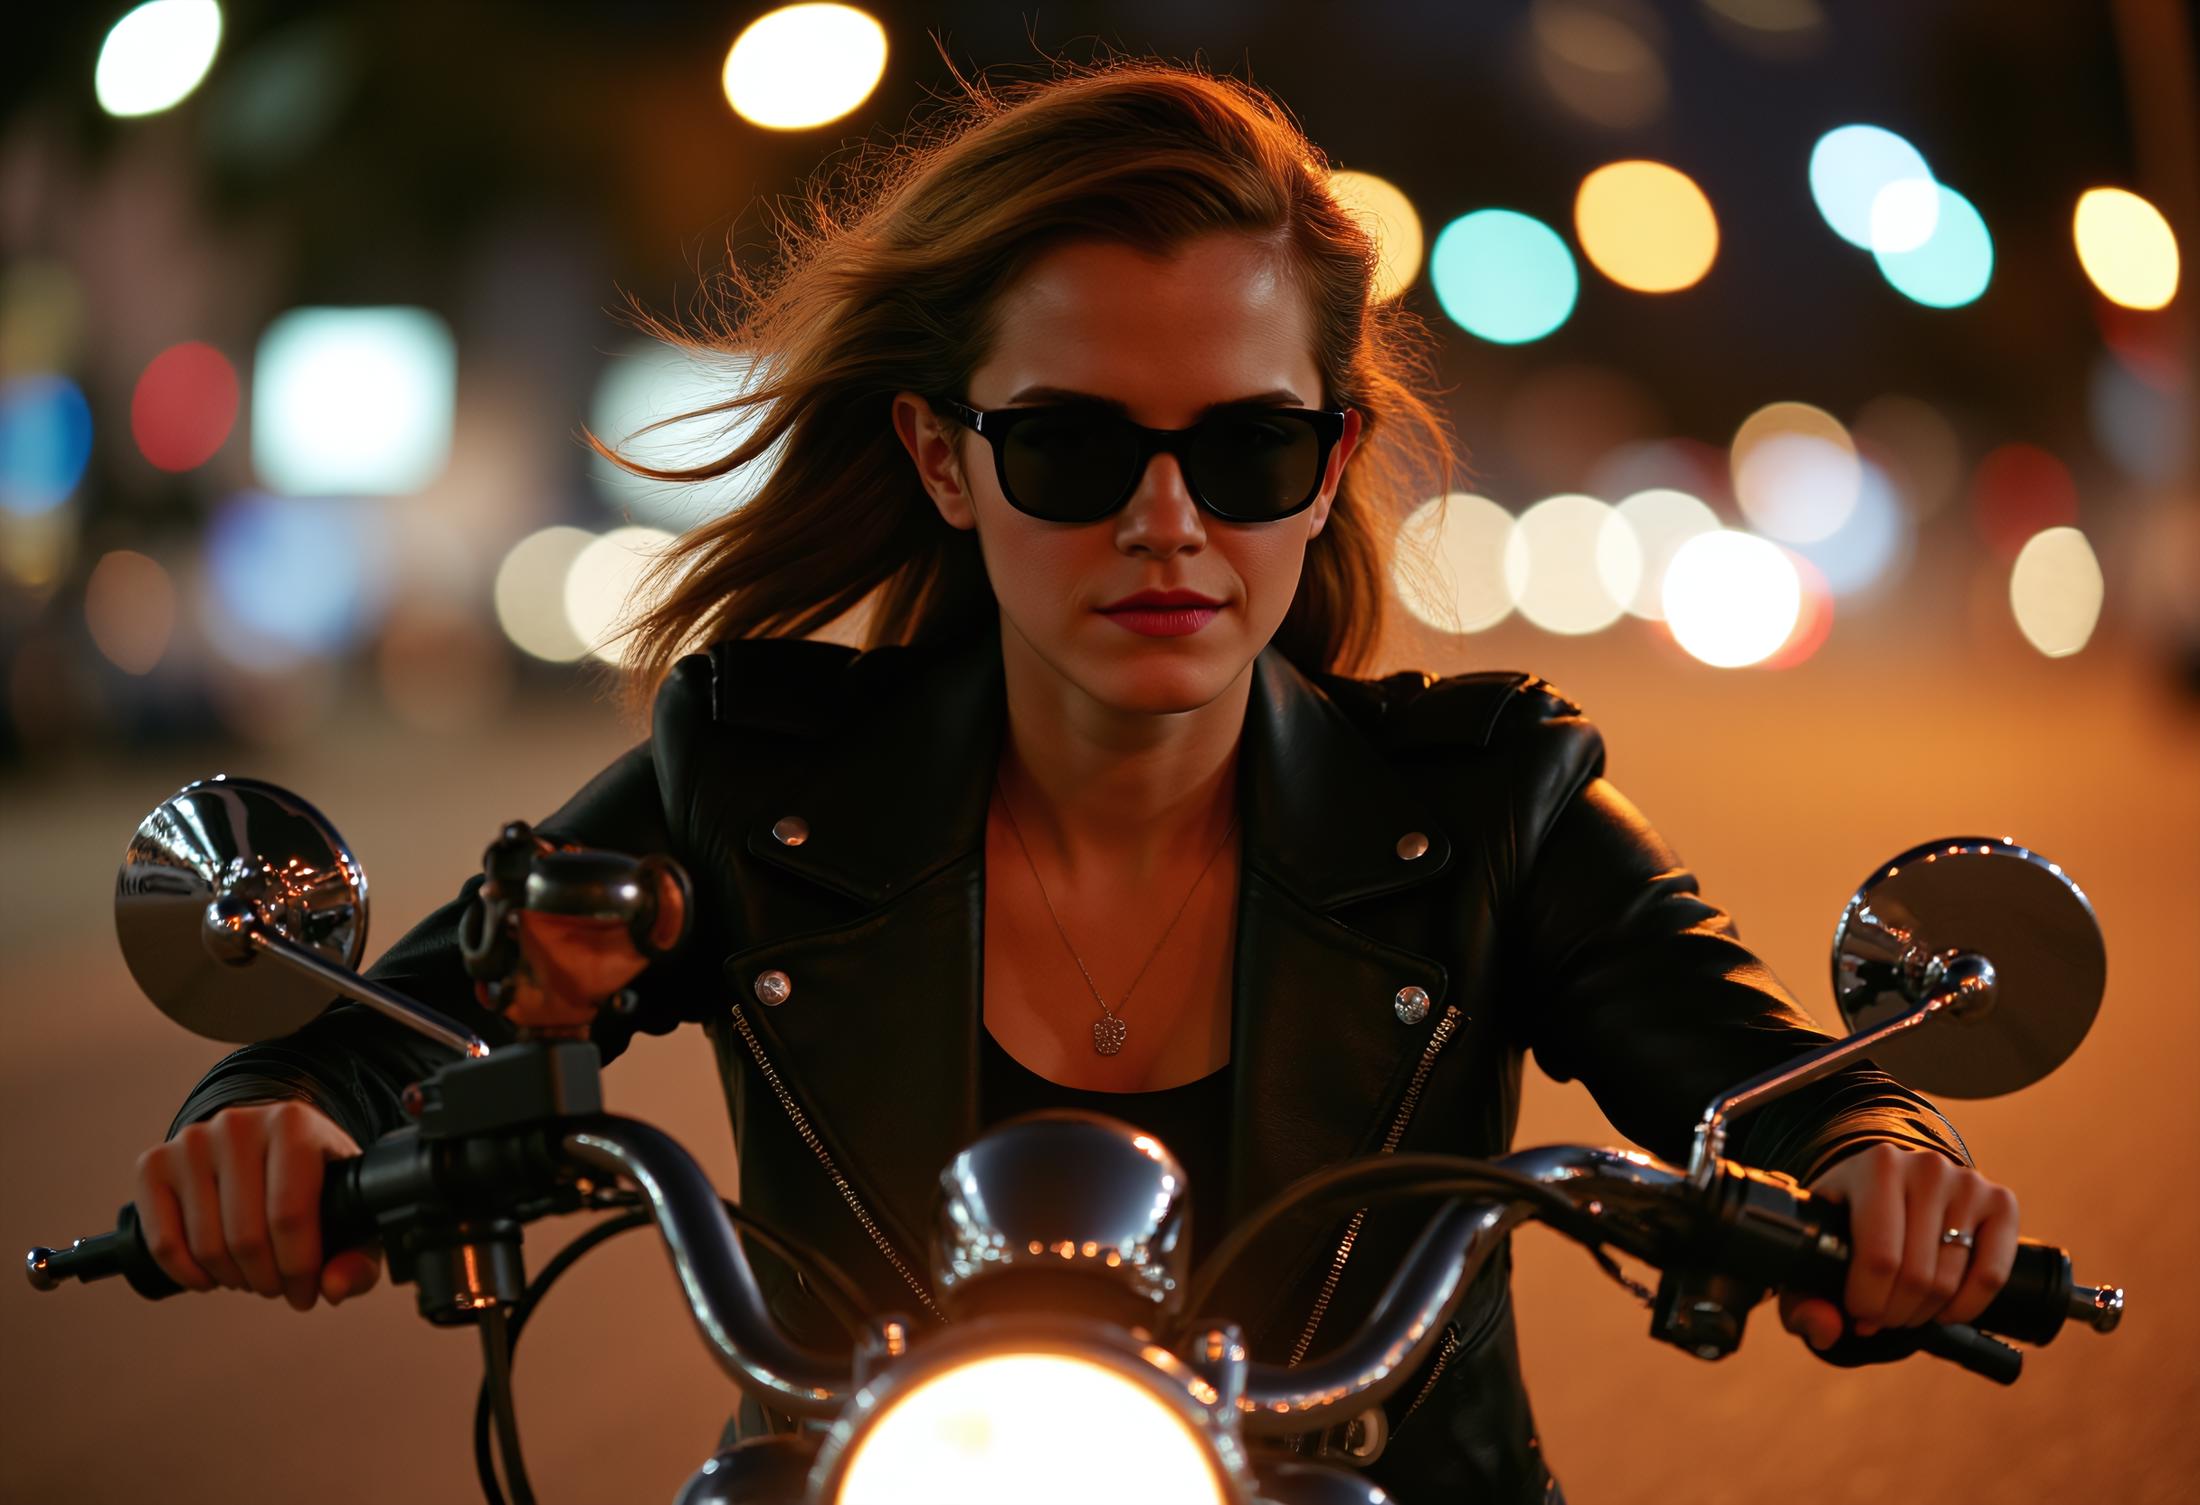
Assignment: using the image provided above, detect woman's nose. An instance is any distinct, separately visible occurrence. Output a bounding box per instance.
[1113,453,1207,555]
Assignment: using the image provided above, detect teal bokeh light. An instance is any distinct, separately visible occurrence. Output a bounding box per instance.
[1809,124,1935,250]
[1429,210,1579,345]
[1873,185,1993,308]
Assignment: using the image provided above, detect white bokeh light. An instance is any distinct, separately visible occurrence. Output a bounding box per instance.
[95,0,223,118]
[2009,526,2104,658]
[1612,488,1718,618]
[564,526,675,666]
[722,4,888,130]
[1663,530,1802,667]
[252,307,456,496]
[1502,493,1638,636]
[495,526,595,663]
[1393,492,1517,633]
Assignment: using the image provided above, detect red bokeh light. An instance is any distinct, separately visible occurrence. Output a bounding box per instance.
[1969,443,2078,561]
[130,341,239,472]
[1764,550,1834,670]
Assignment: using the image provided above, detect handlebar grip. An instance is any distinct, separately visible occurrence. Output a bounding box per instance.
[1799,1197,2079,1346]
[25,1154,374,1300]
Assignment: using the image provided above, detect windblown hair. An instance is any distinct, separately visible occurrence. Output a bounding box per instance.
[599,54,1459,714]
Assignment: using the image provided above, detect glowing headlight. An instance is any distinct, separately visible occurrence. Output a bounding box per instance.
[834,1352,1228,1505]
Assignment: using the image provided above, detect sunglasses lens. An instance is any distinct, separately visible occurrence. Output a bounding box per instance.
[1184,412,1325,519]
[1001,411,1142,521]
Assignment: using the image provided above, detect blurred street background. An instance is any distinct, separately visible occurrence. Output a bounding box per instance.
[3,2,2195,1501]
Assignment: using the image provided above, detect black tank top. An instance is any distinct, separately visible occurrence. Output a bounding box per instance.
[979,1026,1232,1267]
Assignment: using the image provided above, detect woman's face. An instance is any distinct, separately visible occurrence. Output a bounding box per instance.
[893,231,1361,717]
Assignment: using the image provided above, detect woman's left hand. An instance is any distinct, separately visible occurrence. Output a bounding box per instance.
[1777,1142,2021,1351]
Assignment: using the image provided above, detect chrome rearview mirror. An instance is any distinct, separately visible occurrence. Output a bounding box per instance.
[116,776,488,1058]
[1689,836,2105,1184]
[1832,837,2105,1098]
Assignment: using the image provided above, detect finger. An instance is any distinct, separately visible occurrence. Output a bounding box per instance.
[320,1247,383,1305]
[264,1112,326,1312]
[1838,1160,1905,1333]
[133,1154,214,1292]
[1881,1162,1965,1331]
[173,1128,249,1290]
[213,1115,284,1299]
[1780,1294,1844,1352]
[1941,1188,2020,1327]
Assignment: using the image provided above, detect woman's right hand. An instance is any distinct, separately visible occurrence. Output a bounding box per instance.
[134,1100,383,1311]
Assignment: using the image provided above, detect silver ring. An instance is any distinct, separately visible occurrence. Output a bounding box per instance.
[1939,1227,1977,1250]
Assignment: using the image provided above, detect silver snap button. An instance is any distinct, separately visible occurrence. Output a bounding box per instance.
[754,969,793,1007]
[1394,985,1430,1024]
[770,815,809,847]
[1395,831,1430,861]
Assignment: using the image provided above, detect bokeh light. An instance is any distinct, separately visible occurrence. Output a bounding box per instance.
[1503,493,1639,635]
[1529,0,1669,130]
[565,526,675,665]
[1701,0,1828,59]
[1874,185,1993,308]
[95,0,223,118]
[590,341,779,527]
[1327,170,1424,302]
[1809,124,1935,251]
[1575,160,1719,292]
[253,306,456,497]
[1787,457,1912,597]
[494,525,595,663]
[0,509,78,597]
[1430,210,1579,345]
[1731,401,1859,543]
[1662,529,1802,667]
[1394,493,1517,633]
[0,375,94,517]
[1612,487,1719,618]
[1763,550,1835,669]
[131,341,239,472]
[84,550,177,675]
[2073,188,2180,311]
[722,3,887,130]
[202,493,390,669]
[2009,526,2104,657]
[1970,442,2078,560]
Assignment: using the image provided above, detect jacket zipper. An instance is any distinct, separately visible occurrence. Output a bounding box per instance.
[1287,1002,1464,1369]
[1397,1322,1462,1425]
[725,1002,944,1322]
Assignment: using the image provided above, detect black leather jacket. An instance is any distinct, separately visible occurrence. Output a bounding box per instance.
[172,624,1969,1504]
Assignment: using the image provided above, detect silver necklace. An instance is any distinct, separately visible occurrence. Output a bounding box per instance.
[993,774,1239,1057]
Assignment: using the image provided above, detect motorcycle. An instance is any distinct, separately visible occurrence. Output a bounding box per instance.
[27,777,2126,1505]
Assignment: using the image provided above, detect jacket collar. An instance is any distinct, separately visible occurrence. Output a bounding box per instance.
[739,624,1456,910]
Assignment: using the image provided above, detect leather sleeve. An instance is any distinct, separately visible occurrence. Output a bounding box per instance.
[1497,689,1971,1184]
[165,738,698,1150]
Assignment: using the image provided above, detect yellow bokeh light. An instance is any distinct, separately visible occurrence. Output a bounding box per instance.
[1328,170,1424,302]
[722,3,887,131]
[565,526,675,667]
[494,526,595,663]
[1731,401,1859,543]
[1394,493,1517,633]
[836,1353,1224,1505]
[1663,530,1802,667]
[1502,493,1639,635]
[2073,188,2180,311]
[1575,160,1719,293]
[2009,525,2104,657]
[85,549,177,675]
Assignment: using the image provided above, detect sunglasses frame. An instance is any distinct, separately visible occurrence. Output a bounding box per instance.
[930,396,1353,523]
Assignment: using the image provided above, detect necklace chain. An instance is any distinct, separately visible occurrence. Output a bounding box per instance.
[993,774,1238,1057]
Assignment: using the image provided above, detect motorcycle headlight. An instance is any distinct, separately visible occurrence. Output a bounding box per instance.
[824,1334,1236,1505]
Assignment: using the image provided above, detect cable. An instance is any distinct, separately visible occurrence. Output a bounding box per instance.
[478,1300,537,1505]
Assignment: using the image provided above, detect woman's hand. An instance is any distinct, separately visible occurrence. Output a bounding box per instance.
[133,1100,384,1311]
[1777,1142,2020,1350]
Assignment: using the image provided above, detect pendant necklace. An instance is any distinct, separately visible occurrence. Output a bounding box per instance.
[994,774,1238,1057]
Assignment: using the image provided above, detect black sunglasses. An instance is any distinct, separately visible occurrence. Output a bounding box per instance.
[930,397,1352,524]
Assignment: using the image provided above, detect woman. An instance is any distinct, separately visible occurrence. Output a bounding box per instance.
[138,60,2014,1504]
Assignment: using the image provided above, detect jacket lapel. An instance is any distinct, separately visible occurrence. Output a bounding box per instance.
[718,628,1461,1275]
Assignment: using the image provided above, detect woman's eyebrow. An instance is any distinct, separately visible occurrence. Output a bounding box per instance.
[1003,384,1306,413]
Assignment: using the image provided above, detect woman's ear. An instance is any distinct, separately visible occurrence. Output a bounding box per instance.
[1305,407,1363,541]
[891,391,978,532]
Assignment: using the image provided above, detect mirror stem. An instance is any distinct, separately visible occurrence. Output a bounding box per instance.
[204,896,493,1060]
[1687,951,1997,1187]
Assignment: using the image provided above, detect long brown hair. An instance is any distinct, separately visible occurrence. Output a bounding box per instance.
[599,54,1459,714]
